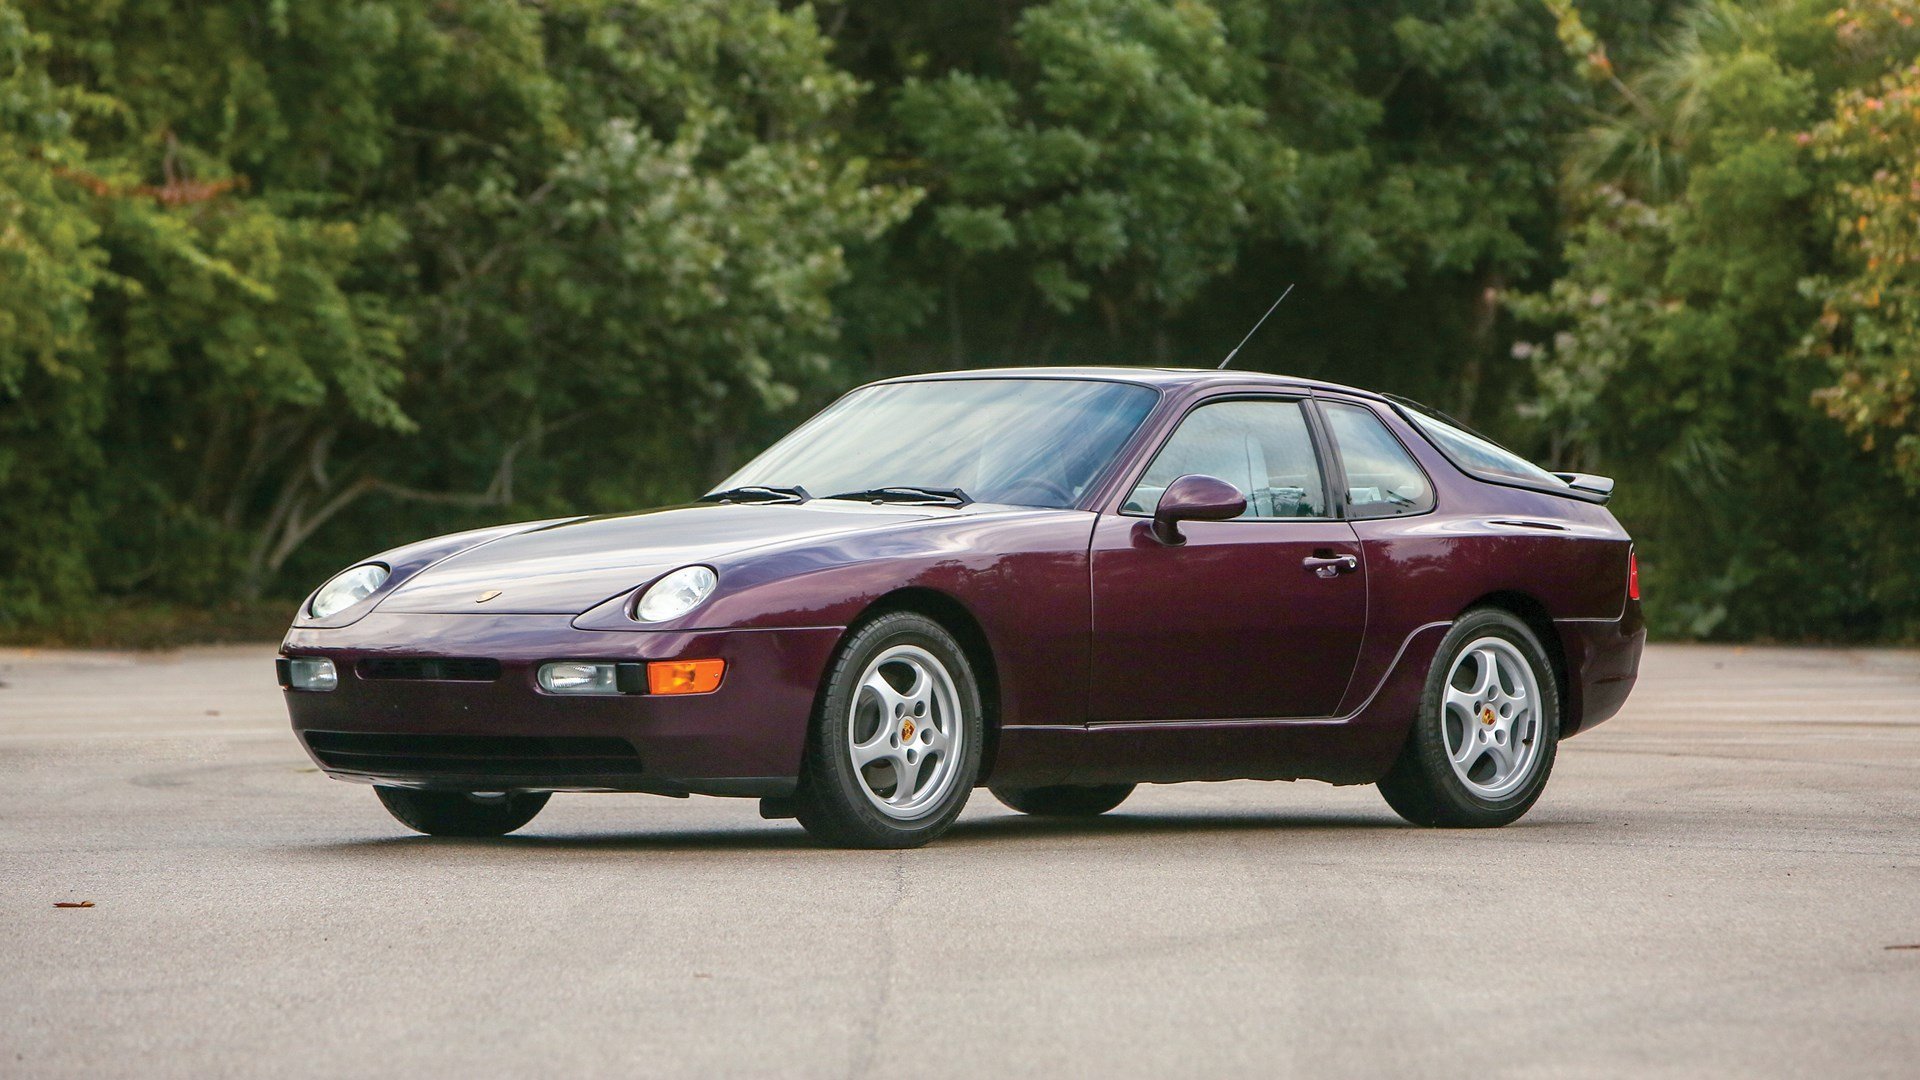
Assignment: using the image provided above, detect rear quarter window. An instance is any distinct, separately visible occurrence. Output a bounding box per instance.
[1401,408,1565,488]
[1321,402,1433,517]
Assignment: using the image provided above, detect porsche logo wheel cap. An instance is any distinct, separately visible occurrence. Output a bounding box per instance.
[1480,707,1497,725]
[901,719,916,742]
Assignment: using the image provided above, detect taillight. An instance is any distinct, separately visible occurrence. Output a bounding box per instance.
[1628,549,1640,601]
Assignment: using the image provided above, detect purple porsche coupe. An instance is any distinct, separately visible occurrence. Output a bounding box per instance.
[279,368,1643,847]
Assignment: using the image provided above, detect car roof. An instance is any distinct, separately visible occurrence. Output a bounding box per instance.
[871,365,1393,403]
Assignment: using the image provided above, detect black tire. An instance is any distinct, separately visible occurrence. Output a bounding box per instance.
[990,783,1134,817]
[792,612,985,849]
[374,787,550,837]
[1376,608,1561,828]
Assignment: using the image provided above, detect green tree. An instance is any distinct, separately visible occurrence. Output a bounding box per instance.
[14,0,1913,646]
[1514,0,1920,639]
[1804,2,1920,484]
[832,0,1644,415]
[892,0,1274,325]
[1,5,118,622]
[0,0,909,617]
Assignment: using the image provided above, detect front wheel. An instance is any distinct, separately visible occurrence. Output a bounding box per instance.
[1376,609,1560,828]
[375,787,550,837]
[793,612,984,848]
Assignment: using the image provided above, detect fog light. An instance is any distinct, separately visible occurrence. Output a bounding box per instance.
[647,659,726,696]
[538,662,621,695]
[278,656,338,692]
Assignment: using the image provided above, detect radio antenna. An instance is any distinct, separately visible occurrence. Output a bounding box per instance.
[1217,284,1294,370]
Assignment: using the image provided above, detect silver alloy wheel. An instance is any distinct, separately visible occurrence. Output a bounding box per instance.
[847,644,965,820]
[1442,636,1543,799]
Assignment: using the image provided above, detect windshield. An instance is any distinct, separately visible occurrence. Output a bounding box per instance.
[716,378,1159,509]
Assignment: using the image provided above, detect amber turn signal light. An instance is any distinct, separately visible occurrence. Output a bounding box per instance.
[647,658,725,695]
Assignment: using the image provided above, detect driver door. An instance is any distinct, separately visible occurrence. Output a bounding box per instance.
[1088,396,1367,723]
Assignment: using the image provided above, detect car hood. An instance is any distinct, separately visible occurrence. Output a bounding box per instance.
[375,501,947,615]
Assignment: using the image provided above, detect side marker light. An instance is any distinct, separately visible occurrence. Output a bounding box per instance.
[647,659,726,696]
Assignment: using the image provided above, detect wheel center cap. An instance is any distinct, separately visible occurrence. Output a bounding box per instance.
[1480,707,1497,726]
[901,719,915,742]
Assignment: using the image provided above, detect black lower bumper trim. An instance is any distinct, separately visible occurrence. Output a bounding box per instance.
[303,730,642,781]
[299,730,795,798]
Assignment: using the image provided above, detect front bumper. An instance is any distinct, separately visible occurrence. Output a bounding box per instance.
[280,613,843,796]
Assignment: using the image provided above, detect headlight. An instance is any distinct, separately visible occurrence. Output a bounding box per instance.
[635,565,717,622]
[309,563,390,619]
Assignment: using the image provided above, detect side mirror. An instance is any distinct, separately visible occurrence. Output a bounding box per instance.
[1152,474,1248,545]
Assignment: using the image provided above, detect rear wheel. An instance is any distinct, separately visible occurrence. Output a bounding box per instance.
[374,787,550,837]
[793,612,984,848]
[991,783,1134,817]
[1376,609,1560,828]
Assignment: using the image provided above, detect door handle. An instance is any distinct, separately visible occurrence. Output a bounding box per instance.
[1303,553,1358,578]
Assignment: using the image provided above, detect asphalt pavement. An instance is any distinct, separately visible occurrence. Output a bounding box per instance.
[2,642,1916,1078]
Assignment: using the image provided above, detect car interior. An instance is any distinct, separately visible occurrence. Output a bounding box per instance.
[1122,400,1326,518]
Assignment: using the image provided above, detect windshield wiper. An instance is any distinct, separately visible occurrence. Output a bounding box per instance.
[825,486,972,507]
[700,485,811,505]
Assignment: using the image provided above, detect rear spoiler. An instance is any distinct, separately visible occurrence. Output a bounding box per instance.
[1552,472,1614,503]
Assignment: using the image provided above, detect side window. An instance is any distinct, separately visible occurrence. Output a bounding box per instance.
[1124,400,1327,519]
[1322,401,1433,517]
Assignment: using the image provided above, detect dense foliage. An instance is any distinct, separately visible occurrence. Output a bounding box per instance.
[1,0,909,621]
[1514,0,1920,638]
[1,0,1915,641]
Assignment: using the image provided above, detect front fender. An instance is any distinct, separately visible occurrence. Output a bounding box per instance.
[571,509,1098,729]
